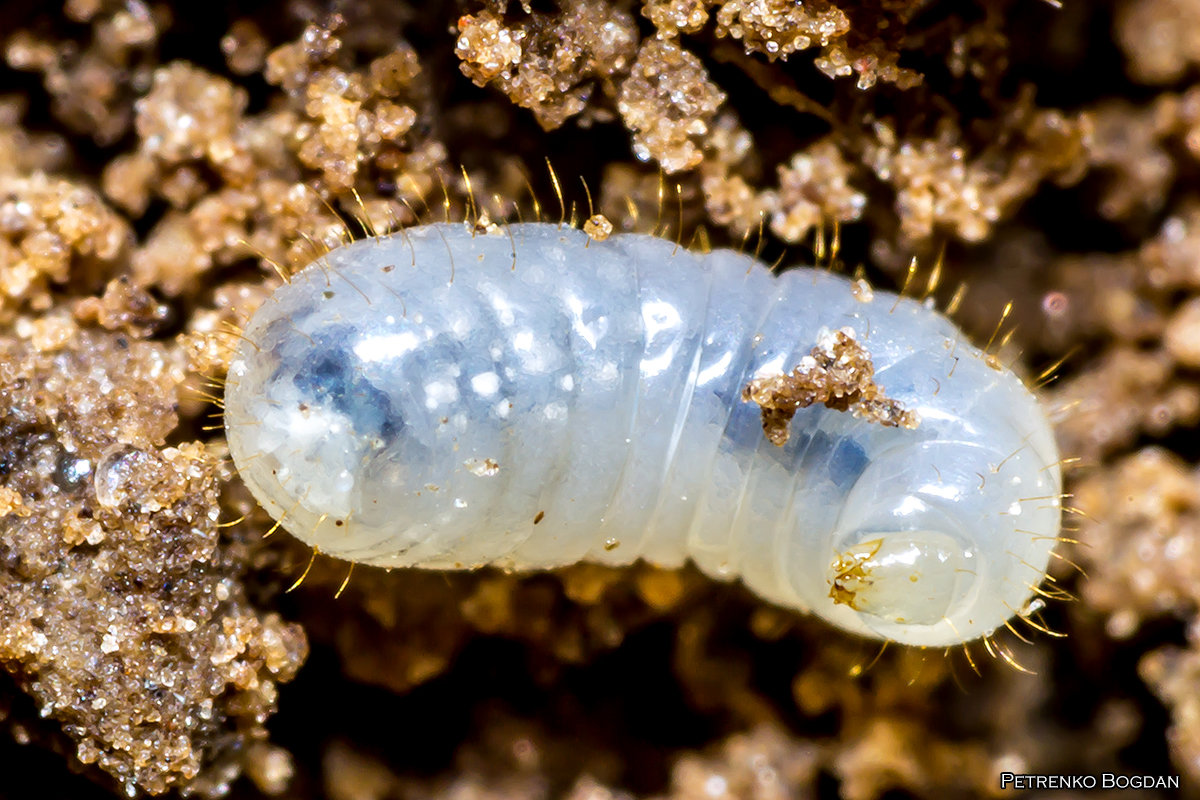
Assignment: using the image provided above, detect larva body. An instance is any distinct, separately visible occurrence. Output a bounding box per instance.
[225,222,1061,647]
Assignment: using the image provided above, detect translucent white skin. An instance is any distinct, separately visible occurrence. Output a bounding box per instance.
[225,222,1062,647]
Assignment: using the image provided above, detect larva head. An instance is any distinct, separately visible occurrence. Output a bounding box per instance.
[813,436,1061,648]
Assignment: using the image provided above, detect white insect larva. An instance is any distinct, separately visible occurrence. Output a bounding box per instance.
[224,222,1062,648]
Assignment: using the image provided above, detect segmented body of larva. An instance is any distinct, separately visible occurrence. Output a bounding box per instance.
[224,222,1062,647]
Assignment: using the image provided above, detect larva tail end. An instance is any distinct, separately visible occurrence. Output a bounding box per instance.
[829,531,975,633]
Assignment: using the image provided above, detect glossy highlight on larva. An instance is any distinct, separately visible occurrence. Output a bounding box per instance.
[224,222,1062,648]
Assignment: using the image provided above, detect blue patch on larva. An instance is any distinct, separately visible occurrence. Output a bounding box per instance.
[828,435,870,490]
[291,333,400,441]
[224,222,1062,648]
